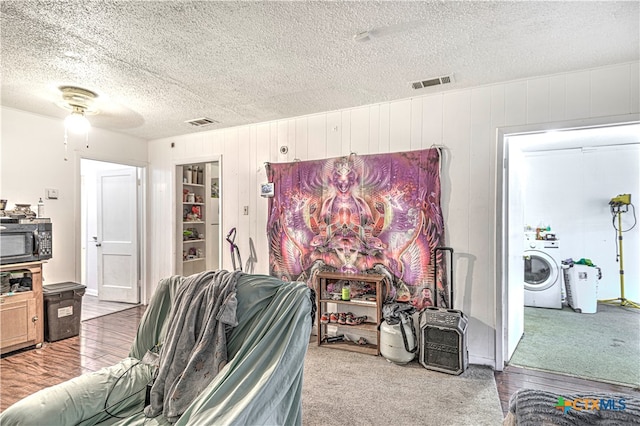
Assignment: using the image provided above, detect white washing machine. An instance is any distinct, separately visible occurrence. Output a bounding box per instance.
[524,239,562,309]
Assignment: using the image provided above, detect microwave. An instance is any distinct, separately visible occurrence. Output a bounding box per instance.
[0,219,53,265]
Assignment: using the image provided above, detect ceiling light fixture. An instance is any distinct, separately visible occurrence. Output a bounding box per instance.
[58,86,98,160]
[63,51,82,59]
[353,31,372,42]
[64,106,91,134]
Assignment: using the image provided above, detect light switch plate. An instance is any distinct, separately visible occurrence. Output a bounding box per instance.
[46,188,58,199]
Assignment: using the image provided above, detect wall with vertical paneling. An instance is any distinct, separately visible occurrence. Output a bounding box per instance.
[148,62,639,366]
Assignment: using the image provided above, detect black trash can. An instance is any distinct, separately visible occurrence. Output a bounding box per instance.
[42,282,86,342]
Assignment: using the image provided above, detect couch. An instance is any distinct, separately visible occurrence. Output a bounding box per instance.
[0,271,313,425]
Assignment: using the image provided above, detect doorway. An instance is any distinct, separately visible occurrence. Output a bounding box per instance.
[499,121,640,381]
[175,160,221,276]
[80,159,143,319]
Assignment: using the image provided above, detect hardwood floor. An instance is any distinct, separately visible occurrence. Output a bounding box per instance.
[1,305,146,412]
[81,294,139,321]
[2,306,639,416]
[494,365,640,415]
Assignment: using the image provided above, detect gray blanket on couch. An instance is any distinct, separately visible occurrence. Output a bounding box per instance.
[144,270,241,422]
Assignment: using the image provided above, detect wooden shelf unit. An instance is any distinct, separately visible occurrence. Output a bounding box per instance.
[315,271,384,356]
[0,261,44,355]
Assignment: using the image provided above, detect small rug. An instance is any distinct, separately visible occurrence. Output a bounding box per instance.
[509,304,640,387]
[302,344,504,425]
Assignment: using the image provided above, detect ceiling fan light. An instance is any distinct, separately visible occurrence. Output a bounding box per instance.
[64,109,91,134]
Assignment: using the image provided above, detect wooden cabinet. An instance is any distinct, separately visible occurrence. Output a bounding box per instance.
[0,262,44,354]
[315,271,384,356]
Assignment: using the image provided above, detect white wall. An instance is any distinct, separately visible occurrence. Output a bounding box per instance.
[522,144,640,302]
[148,61,639,367]
[1,107,148,285]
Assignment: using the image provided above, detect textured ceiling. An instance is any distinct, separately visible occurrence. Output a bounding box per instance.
[1,1,638,140]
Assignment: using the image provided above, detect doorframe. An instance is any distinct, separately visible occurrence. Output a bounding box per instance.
[74,153,148,304]
[494,113,639,371]
[172,155,223,275]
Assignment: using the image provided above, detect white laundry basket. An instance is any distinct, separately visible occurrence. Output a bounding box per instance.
[562,264,598,313]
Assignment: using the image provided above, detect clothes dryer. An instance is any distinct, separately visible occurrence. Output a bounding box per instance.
[524,240,562,309]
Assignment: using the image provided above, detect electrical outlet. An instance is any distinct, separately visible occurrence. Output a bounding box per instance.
[243,206,249,215]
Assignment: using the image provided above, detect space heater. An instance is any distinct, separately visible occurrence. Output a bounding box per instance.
[418,247,468,375]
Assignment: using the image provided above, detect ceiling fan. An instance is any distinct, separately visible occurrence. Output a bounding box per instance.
[55,84,144,134]
[58,85,99,134]
[58,85,99,160]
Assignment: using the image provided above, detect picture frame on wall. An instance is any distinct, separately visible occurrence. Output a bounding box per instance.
[260,182,275,198]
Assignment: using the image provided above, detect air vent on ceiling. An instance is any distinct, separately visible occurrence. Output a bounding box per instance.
[410,74,455,90]
[185,117,219,127]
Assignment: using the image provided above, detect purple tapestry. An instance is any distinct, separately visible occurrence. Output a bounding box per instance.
[266,149,447,308]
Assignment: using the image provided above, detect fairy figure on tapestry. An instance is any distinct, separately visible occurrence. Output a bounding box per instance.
[266,148,448,308]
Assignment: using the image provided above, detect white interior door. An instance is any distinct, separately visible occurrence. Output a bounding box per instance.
[97,168,139,303]
[206,162,220,271]
[505,140,525,361]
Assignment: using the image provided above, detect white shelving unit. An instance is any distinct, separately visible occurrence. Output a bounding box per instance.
[179,165,207,276]
[176,162,220,276]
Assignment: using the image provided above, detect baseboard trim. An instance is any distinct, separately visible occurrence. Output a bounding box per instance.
[471,355,496,370]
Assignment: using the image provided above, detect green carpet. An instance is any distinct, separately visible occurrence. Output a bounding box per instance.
[509,303,640,387]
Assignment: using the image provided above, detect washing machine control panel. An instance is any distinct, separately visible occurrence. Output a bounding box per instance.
[527,240,559,249]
